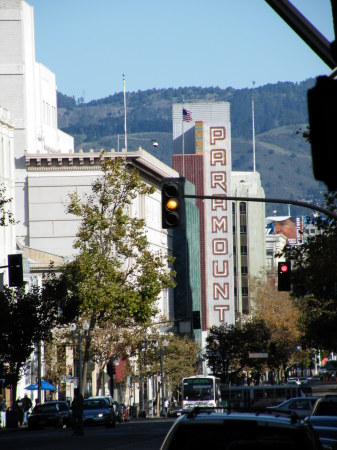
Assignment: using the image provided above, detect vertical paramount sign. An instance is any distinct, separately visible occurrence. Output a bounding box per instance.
[204,123,235,327]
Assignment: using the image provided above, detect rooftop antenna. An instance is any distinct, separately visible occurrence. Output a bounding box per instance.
[123,74,127,152]
[252,81,256,172]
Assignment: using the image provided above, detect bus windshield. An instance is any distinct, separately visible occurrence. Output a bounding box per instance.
[183,378,214,401]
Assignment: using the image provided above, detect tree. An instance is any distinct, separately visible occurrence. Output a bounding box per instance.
[0,285,57,406]
[283,192,337,351]
[204,324,243,384]
[54,154,175,394]
[249,275,301,382]
[0,183,16,227]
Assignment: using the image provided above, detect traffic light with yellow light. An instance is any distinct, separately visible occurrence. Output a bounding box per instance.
[278,261,291,291]
[161,177,186,229]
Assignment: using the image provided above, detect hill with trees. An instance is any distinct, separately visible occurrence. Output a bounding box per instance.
[57,79,326,216]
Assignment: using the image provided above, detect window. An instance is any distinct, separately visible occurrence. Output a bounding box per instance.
[241,267,248,275]
[240,225,246,234]
[241,246,247,254]
[239,202,246,213]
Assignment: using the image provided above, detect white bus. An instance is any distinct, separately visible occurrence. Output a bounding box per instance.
[182,375,222,410]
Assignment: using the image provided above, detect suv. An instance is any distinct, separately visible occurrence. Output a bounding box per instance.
[160,408,323,450]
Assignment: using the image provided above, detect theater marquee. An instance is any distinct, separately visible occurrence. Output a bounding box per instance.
[203,123,235,327]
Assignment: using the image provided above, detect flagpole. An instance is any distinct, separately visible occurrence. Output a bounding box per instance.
[123,74,127,152]
[252,81,256,172]
[182,101,185,177]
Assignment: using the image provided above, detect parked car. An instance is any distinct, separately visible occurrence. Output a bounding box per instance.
[287,377,301,385]
[167,402,183,418]
[160,408,323,450]
[311,396,337,416]
[44,400,72,426]
[267,397,318,419]
[28,402,64,429]
[82,397,116,428]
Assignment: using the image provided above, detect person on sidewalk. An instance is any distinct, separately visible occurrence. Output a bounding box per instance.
[0,395,6,428]
[71,388,84,436]
[15,398,24,427]
[22,394,32,425]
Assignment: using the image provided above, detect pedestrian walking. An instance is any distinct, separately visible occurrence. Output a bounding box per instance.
[164,398,169,415]
[71,388,84,436]
[15,398,24,426]
[22,393,32,425]
[0,395,6,428]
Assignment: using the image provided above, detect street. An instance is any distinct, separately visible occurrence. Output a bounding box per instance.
[0,418,175,450]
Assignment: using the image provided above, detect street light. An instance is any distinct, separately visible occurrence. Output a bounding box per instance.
[70,321,90,395]
[154,339,168,417]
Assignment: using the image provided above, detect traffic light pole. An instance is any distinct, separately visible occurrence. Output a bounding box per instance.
[183,194,337,220]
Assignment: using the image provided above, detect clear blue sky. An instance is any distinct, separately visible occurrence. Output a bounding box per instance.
[27,0,334,102]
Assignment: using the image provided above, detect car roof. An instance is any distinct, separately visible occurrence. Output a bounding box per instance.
[177,409,303,425]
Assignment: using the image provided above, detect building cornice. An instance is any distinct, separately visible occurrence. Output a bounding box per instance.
[25,147,179,180]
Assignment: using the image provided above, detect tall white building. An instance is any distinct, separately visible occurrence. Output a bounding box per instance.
[0,0,74,245]
[0,105,16,285]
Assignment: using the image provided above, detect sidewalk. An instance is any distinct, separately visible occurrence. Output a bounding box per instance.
[0,423,28,432]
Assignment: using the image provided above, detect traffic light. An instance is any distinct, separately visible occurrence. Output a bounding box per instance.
[307,76,337,191]
[7,254,24,287]
[68,365,73,376]
[192,311,201,329]
[161,177,186,229]
[278,261,291,291]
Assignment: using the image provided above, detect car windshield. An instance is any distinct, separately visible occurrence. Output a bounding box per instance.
[315,402,337,415]
[183,381,214,401]
[84,400,108,410]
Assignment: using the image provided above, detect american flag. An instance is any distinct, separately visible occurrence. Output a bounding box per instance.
[183,108,192,122]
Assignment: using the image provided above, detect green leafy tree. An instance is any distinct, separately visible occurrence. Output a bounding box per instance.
[53,154,175,394]
[283,192,337,351]
[0,286,57,406]
[204,324,243,384]
[0,183,16,227]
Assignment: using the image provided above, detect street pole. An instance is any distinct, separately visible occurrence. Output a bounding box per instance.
[160,347,165,417]
[79,332,82,395]
[37,341,42,403]
[139,345,145,417]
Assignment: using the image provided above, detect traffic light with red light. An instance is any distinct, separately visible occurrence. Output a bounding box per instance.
[161,177,186,229]
[278,261,291,291]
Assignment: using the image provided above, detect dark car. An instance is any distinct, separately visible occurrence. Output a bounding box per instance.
[167,402,183,418]
[160,408,324,450]
[267,397,318,419]
[305,416,337,449]
[28,402,64,430]
[45,400,72,426]
[82,397,116,428]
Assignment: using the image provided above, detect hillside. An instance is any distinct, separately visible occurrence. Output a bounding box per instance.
[57,80,326,216]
